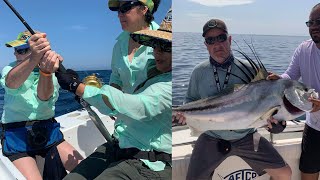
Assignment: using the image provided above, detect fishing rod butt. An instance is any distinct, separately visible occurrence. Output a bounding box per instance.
[57,63,67,73]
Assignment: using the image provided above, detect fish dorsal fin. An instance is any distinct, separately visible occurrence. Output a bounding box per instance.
[234,84,246,91]
[234,49,268,82]
[251,69,268,82]
[233,39,269,83]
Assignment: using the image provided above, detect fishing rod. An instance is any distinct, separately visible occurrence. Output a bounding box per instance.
[3,0,66,73]
[3,0,114,142]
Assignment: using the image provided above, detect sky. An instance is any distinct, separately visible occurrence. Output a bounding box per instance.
[174,0,319,36]
[0,0,171,70]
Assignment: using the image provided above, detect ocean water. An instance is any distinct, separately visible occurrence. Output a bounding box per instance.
[0,70,111,118]
[173,32,310,105]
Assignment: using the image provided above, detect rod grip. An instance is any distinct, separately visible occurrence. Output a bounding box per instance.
[57,63,67,73]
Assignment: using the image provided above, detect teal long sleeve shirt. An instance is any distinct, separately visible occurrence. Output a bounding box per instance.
[83,71,172,171]
[109,21,159,93]
[185,58,255,140]
[0,62,59,124]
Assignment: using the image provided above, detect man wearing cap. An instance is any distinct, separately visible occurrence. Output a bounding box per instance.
[267,3,320,180]
[58,9,172,180]
[0,31,83,180]
[173,19,292,180]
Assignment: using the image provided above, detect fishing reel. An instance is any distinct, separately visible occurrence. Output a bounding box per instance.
[82,74,103,88]
[80,73,114,142]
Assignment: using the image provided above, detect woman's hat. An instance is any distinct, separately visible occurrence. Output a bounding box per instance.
[130,8,172,47]
[108,0,154,12]
[5,31,31,49]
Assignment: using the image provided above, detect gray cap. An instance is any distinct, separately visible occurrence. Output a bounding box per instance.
[202,19,228,37]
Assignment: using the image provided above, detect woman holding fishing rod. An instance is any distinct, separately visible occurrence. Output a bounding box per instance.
[0,31,83,180]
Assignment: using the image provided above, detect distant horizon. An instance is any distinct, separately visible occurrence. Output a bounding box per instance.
[0,66,112,72]
[174,31,310,38]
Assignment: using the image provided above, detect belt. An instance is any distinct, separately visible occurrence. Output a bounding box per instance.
[118,147,172,163]
[1,118,56,130]
[112,138,171,163]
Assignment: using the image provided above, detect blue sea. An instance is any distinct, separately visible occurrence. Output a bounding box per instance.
[173,32,310,106]
[0,70,111,118]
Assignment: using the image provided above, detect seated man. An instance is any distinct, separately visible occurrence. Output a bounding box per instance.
[56,9,172,180]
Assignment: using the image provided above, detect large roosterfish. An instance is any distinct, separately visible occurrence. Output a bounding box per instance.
[173,45,318,136]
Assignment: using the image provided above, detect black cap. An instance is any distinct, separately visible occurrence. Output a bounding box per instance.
[202,19,228,37]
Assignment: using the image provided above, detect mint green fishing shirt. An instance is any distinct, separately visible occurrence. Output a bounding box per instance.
[109,21,159,93]
[83,72,172,171]
[185,58,255,140]
[0,62,59,124]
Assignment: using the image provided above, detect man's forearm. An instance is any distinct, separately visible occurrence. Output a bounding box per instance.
[6,59,38,89]
[37,72,54,101]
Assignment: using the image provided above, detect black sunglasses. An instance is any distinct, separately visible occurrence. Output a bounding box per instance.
[306,18,320,27]
[205,34,228,45]
[15,48,30,55]
[118,1,142,14]
[153,41,172,53]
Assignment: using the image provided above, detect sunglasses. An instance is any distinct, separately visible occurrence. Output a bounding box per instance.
[205,34,228,45]
[306,18,320,27]
[153,41,172,53]
[118,1,142,14]
[15,48,30,55]
[143,38,171,52]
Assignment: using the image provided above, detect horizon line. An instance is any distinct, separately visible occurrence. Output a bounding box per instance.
[174,31,310,37]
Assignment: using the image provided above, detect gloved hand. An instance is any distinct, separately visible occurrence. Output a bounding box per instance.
[267,121,287,134]
[55,69,81,93]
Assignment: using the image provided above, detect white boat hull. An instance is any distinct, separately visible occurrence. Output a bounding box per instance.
[173,121,320,180]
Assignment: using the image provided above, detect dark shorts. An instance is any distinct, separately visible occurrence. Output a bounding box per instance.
[299,124,320,173]
[64,142,172,180]
[187,132,286,180]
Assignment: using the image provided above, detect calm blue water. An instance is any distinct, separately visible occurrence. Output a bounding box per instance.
[173,32,310,105]
[0,70,111,118]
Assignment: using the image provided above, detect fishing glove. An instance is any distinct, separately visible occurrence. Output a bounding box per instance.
[55,69,81,94]
[267,121,287,134]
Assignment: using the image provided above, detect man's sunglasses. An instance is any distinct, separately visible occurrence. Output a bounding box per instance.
[117,1,142,14]
[306,18,320,27]
[153,41,172,53]
[205,34,228,45]
[15,48,30,55]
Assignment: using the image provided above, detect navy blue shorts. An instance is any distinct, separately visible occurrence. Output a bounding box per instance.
[1,119,64,162]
